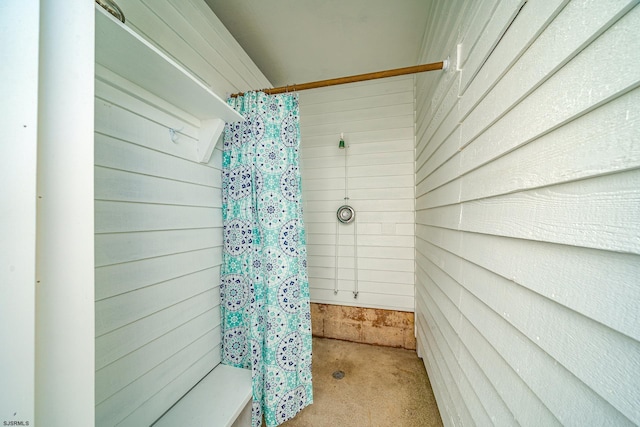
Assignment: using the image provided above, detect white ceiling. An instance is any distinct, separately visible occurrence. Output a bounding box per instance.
[205,0,432,88]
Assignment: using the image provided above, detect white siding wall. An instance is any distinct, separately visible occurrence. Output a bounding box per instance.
[94,1,269,425]
[299,77,416,311]
[415,1,640,426]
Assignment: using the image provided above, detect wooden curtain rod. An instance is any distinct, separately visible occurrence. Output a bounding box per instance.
[230,60,446,98]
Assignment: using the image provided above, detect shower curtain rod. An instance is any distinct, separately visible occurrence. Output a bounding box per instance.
[229,60,447,98]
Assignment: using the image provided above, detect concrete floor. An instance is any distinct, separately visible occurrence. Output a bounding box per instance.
[281,337,443,427]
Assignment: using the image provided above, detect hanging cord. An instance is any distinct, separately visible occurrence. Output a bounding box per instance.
[334,134,359,298]
[343,137,358,299]
[353,220,359,299]
[344,137,348,202]
[335,134,348,296]
[334,220,339,295]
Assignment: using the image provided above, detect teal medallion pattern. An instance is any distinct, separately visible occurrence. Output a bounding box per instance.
[221,91,312,427]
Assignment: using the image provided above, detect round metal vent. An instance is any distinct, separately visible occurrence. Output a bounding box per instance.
[337,205,355,224]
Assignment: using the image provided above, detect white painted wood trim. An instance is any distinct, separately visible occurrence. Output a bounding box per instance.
[95,5,242,122]
[35,0,95,425]
[152,364,252,427]
[198,118,226,162]
[0,2,39,424]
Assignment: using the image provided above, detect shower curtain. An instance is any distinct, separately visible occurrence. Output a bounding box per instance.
[220,91,313,427]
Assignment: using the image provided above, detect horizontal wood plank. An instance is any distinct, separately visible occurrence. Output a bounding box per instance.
[459,169,640,254]
[118,347,221,426]
[458,0,569,118]
[95,97,199,162]
[95,134,221,187]
[96,247,222,300]
[459,0,525,92]
[460,88,640,202]
[95,166,219,207]
[95,228,221,267]
[460,6,640,169]
[95,330,220,426]
[95,201,221,233]
[173,0,270,91]
[96,268,219,336]
[96,290,220,370]
[96,308,220,404]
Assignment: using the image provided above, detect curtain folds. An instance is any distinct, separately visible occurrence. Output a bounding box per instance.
[220,91,313,427]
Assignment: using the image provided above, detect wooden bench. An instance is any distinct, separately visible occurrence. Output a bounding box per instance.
[153,364,252,427]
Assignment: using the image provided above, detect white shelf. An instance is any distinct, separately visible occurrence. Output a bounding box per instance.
[95,5,242,162]
[153,364,252,427]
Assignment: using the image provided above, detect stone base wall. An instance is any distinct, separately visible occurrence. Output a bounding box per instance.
[310,303,416,350]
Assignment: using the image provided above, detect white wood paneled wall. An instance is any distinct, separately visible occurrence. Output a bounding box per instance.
[94,1,269,425]
[415,0,640,426]
[299,77,416,311]
[115,0,269,98]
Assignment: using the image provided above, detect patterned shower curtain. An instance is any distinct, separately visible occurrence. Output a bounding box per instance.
[220,91,313,427]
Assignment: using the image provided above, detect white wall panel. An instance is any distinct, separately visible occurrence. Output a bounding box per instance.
[115,0,269,97]
[94,77,223,425]
[94,1,268,425]
[416,1,640,426]
[300,77,415,311]
[96,290,219,370]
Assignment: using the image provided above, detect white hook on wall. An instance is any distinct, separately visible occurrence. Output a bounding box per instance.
[169,127,184,143]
